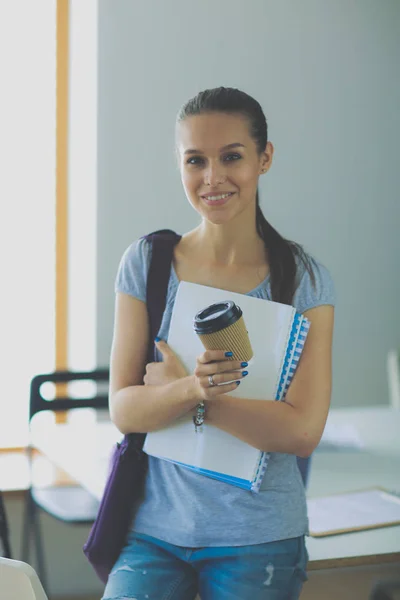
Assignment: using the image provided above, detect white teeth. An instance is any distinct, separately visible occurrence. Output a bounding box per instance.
[204,193,232,201]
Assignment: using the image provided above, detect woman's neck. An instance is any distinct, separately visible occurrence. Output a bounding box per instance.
[183,222,266,268]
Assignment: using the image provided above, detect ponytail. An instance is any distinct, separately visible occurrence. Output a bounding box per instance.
[256,191,315,305]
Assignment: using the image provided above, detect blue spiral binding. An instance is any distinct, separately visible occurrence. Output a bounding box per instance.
[251,312,310,492]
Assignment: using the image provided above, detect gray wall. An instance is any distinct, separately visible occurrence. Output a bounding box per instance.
[97,0,400,408]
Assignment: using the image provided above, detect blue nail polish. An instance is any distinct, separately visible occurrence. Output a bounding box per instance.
[225,351,233,357]
[155,336,161,342]
[236,381,241,385]
[241,362,248,368]
[242,371,248,377]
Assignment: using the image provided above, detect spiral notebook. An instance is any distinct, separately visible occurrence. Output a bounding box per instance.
[144,281,310,492]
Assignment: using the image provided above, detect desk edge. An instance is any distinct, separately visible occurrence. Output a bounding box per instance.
[308,552,400,570]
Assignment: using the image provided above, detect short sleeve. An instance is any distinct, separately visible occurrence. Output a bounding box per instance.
[114,237,152,302]
[293,258,336,314]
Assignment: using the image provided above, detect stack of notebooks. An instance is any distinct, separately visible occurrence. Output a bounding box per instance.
[144,281,310,492]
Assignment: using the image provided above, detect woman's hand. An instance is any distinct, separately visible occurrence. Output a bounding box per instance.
[143,339,188,386]
[192,350,248,401]
[144,340,248,403]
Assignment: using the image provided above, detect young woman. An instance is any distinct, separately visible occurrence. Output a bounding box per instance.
[103,87,335,600]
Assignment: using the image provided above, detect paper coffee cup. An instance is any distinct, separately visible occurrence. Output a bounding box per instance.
[193,301,253,362]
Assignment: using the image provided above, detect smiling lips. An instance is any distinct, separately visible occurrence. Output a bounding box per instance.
[201,192,235,206]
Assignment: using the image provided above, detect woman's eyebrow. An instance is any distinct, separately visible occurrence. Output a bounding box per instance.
[184,143,246,155]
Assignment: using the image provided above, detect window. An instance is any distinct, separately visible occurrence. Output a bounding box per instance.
[0,0,97,447]
[0,2,57,447]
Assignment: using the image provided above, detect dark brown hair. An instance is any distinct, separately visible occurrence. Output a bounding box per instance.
[177,86,315,305]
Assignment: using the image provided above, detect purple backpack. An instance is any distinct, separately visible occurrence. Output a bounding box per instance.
[83,229,181,583]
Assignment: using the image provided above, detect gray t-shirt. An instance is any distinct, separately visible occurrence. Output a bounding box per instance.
[115,236,336,547]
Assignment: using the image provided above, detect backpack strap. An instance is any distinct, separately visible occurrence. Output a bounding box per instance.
[143,229,182,362]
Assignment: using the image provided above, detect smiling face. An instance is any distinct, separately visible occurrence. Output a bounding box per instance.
[176,112,273,226]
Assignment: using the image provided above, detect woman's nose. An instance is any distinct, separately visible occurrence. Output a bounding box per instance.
[204,163,227,186]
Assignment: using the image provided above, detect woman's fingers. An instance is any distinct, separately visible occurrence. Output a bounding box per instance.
[194,358,247,378]
[198,369,248,389]
[197,350,233,364]
[194,349,249,400]
[201,379,241,398]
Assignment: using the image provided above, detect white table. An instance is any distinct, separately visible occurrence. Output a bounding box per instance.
[307,406,400,568]
[31,406,400,569]
[307,451,400,568]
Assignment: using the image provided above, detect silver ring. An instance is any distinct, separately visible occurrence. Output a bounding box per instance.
[208,374,215,387]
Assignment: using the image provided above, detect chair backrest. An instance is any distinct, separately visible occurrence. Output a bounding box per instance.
[0,558,48,600]
[387,349,400,410]
[0,491,12,558]
[29,369,110,421]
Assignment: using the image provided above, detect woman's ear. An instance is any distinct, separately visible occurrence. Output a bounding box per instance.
[260,141,274,174]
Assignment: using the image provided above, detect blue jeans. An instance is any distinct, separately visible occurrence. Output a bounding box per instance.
[102,531,308,600]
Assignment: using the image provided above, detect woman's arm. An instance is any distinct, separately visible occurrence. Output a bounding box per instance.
[109,293,241,434]
[109,293,197,434]
[203,305,334,457]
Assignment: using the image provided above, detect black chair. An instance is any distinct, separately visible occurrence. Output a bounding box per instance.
[0,491,12,558]
[21,369,109,591]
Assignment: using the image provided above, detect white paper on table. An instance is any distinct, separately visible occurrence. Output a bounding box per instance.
[144,281,298,481]
[308,488,400,536]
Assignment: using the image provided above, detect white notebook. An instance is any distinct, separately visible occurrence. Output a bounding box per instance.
[144,281,310,492]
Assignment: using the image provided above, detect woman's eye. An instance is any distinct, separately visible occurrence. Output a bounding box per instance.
[186,156,204,166]
[223,153,242,162]
[185,153,241,166]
